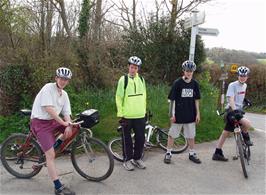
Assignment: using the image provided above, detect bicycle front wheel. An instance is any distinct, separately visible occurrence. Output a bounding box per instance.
[156,129,188,153]
[0,133,43,178]
[236,134,248,178]
[71,135,114,182]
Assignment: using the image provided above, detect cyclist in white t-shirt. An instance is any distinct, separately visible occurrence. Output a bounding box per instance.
[30,67,75,195]
[212,66,253,162]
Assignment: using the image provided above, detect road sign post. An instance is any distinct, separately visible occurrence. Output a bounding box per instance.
[189,10,199,61]
[185,10,218,62]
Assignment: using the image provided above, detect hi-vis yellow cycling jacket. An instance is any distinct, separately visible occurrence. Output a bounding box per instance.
[115,73,146,119]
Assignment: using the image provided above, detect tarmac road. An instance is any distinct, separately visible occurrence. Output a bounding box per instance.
[0,113,265,195]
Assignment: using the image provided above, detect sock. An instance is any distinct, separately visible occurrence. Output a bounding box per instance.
[189,149,195,156]
[53,139,63,150]
[166,148,172,154]
[53,179,62,190]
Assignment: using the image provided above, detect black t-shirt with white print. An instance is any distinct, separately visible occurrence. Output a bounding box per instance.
[168,78,201,123]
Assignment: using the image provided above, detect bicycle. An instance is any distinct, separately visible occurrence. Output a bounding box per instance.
[217,99,252,178]
[0,109,114,182]
[108,112,188,162]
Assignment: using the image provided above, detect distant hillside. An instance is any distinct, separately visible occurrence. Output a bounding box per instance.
[205,47,266,65]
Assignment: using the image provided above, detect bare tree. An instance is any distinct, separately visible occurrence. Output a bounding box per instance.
[51,0,72,37]
[93,0,102,41]
[132,0,136,29]
[40,0,46,55]
[46,0,53,54]
[110,0,137,30]
[168,0,177,36]
[168,0,211,34]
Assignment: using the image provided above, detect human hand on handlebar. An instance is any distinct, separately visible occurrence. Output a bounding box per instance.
[233,109,244,121]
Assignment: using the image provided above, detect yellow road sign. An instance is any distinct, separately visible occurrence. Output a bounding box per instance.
[230,64,238,73]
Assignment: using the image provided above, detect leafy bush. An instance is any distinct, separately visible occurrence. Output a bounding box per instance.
[122,15,205,83]
[203,63,266,113]
[0,78,224,144]
[0,64,34,115]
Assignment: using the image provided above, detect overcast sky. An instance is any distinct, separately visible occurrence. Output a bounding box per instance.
[198,0,266,53]
[112,0,266,53]
[70,0,265,53]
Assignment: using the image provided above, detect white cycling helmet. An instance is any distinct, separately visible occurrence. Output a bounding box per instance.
[128,56,142,66]
[182,60,196,71]
[56,67,72,79]
[237,66,250,76]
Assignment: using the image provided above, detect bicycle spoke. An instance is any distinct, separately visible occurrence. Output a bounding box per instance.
[1,134,43,178]
[71,136,114,181]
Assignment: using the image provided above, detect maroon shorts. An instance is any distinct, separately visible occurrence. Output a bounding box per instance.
[30,118,66,152]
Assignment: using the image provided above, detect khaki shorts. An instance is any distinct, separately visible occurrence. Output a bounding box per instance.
[168,123,196,139]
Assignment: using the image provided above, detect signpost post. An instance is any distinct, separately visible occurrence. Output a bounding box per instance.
[184,10,219,62]
[218,61,228,113]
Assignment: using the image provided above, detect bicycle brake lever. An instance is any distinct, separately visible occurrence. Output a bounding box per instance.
[216,110,220,116]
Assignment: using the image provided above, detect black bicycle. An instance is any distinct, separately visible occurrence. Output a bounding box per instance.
[217,99,252,178]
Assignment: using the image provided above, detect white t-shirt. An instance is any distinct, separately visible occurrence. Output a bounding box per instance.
[225,81,247,110]
[31,83,71,120]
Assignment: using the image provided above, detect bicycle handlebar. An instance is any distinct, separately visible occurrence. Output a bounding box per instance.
[69,121,84,126]
[216,98,252,116]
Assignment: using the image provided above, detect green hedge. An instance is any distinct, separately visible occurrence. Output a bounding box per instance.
[0,74,224,144]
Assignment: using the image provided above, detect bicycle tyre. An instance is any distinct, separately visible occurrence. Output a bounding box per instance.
[108,136,145,162]
[0,133,43,179]
[108,137,124,162]
[156,129,188,154]
[236,134,248,178]
[71,136,114,182]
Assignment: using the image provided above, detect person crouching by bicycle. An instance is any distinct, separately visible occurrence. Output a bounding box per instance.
[212,66,253,162]
[30,67,75,195]
[115,56,147,171]
[164,60,201,164]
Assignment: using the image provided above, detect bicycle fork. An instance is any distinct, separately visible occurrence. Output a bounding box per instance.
[233,129,250,165]
[144,125,155,148]
[233,128,241,160]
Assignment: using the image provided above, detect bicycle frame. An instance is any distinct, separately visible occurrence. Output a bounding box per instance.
[1,109,114,181]
[233,123,242,159]
[29,124,93,170]
[144,122,161,148]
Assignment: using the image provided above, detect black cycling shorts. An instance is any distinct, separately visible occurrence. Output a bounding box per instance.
[224,110,236,132]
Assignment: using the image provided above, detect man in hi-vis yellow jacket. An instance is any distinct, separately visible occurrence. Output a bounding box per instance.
[116,56,147,171]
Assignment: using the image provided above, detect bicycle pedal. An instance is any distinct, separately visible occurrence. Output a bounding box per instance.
[62,149,72,155]
[145,142,154,147]
[32,162,46,170]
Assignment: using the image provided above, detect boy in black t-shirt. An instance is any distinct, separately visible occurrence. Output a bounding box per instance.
[164,60,201,164]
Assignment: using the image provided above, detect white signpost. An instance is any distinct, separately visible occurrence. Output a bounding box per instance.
[185,10,219,62]
[198,27,219,36]
[184,11,205,29]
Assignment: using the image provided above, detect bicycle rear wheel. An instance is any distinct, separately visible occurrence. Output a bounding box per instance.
[71,134,114,182]
[0,133,43,178]
[156,128,188,153]
[236,134,248,178]
[108,137,124,162]
[108,135,145,162]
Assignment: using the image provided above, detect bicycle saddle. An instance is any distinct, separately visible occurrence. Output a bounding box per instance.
[20,109,32,116]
